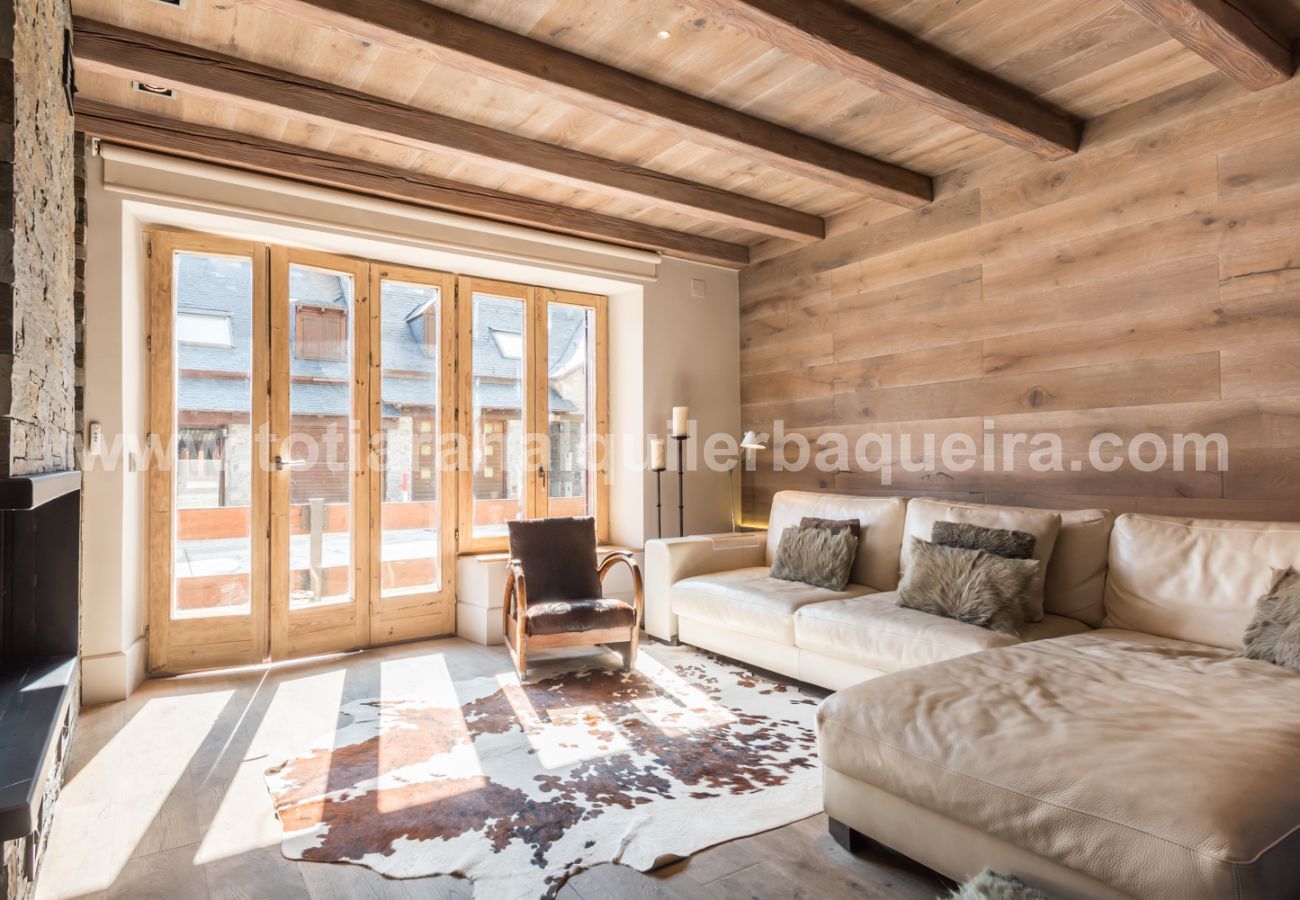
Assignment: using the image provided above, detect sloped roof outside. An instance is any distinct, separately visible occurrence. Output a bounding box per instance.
[173,256,582,415]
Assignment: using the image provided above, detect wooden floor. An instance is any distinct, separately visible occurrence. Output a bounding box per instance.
[37,638,950,900]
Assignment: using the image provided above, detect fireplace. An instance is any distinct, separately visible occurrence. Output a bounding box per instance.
[0,472,80,895]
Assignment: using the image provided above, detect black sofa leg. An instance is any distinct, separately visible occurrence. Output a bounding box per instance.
[828,817,870,853]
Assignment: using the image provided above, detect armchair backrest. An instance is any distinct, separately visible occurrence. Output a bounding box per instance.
[507,516,604,603]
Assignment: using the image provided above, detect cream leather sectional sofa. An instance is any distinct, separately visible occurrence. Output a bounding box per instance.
[645,491,1112,688]
[644,491,1300,900]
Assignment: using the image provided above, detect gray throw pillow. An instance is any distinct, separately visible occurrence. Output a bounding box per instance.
[896,539,1040,637]
[800,516,862,541]
[800,516,862,572]
[771,525,857,591]
[932,520,1036,560]
[1240,568,1300,672]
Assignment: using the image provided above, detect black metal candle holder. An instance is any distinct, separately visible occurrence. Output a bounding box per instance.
[672,434,689,537]
[652,465,666,539]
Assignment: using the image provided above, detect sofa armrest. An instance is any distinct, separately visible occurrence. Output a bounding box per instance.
[643,532,768,641]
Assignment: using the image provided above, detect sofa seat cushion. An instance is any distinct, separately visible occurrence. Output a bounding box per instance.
[672,567,875,644]
[817,630,1300,900]
[794,593,1089,673]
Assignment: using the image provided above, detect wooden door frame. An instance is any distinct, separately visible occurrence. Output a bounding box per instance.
[457,276,540,554]
[457,278,611,553]
[368,263,458,644]
[147,230,617,674]
[269,245,371,661]
[146,228,271,675]
[535,288,610,542]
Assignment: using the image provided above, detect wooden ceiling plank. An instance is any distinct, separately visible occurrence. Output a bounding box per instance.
[241,0,933,206]
[683,0,1082,160]
[1119,0,1294,90]
[72,16,821,243]
[74,98,750,269]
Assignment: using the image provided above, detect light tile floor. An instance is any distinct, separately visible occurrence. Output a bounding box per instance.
[36,638,948,900]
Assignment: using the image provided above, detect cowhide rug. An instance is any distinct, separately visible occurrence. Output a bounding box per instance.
[264,644,822,899]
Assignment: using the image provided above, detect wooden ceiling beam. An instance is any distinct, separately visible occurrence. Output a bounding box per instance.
[684,0,1082,160]
[74,99,750,269]
[243,0,933,206]
[1119,0,1294,90]
[72,18,821,244]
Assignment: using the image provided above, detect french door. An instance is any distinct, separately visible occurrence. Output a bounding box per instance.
[457,278,609,553]
[367,264,458,647]
[148,231,270,673]
[148,232,457,674]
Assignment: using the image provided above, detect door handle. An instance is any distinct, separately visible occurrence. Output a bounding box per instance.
[275,456,309,471]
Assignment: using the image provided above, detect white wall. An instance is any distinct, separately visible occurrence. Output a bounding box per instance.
[641,259,741,543]
[81,155,149,704]
[80,146,739,697]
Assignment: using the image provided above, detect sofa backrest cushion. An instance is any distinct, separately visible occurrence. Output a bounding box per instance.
[902,498,1062,622]
[1104,513,1300,649]
[1045,508,1116,627]
[766,491,907,591]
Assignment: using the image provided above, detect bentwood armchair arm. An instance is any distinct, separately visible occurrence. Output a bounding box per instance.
[503,560,528,666]
[598,551,645,628]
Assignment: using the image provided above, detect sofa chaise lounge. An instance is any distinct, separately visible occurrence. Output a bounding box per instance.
[644,491,1300,899]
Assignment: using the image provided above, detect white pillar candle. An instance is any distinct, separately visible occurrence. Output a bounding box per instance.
[650,437,666,470]
[671,406,689,437]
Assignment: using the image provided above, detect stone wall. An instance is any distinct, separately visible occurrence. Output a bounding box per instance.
[0,0,77,477]
[0,1,79,898]
[73,134,86,441]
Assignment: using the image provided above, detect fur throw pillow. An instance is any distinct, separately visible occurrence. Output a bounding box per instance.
[932,520,1036,560]
[800,516,862,571]
[948,868,1057,900]
[1240,568,1300,672]
[770,525,857,591]
[897,539,1040,637]
[800,516,862,541]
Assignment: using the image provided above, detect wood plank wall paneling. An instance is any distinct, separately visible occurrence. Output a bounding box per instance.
[739,72,1300,525]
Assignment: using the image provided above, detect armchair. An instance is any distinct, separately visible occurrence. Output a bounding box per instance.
[503,517,644,678]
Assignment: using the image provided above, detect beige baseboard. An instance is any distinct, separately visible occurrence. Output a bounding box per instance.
[80,637,147,704]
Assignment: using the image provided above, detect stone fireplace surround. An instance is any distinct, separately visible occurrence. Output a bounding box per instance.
[1,0,84,896]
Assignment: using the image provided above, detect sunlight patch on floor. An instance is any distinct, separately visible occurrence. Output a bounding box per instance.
[633,652,736,738]
[40,686,234,897]
[193,668,343,865]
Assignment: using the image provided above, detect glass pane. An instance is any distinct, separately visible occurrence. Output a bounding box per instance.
[547,303,595,518]
[470,293,526,538]
[379,280,440,598]
[287,264,354,609]
[172,252,254,618]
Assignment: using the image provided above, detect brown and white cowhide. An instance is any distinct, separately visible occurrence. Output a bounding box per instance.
[264,644,821,899]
